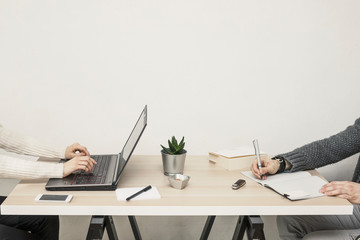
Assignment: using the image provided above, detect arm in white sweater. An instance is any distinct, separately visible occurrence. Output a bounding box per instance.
[0,124,65,179]
[0,124,66,158]
[0,154,64,179]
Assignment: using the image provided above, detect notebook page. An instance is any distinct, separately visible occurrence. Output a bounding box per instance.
[268,176,327,200]
[241,171,312,186]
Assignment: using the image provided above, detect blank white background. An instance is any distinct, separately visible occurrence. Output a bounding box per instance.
[1,0,359,157]
[1,1,360,239]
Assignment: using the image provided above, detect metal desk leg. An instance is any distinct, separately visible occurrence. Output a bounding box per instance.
[86,216,118,240]
[128,216,142,240]
[232,216,265,240]
[247,216,265,240]
[200,216,216,240]
[232,216,247,240]
[105,216,119,240]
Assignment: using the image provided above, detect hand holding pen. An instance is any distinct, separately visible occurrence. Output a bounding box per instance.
[250,143,280,180]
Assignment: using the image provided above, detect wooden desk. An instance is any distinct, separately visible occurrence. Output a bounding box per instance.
[0,155,353,239]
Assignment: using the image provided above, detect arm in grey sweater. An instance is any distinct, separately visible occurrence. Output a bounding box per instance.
[278,118,360,172]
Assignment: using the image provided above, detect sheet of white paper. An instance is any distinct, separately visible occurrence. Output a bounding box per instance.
[116,186,161,201]
[213,146,265,158]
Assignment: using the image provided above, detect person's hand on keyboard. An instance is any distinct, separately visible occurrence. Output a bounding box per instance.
[65,142,91,158]
[63,156,97,177]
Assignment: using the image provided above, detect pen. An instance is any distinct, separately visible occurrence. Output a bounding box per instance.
[253,139,263,180]
[126,185,152,201]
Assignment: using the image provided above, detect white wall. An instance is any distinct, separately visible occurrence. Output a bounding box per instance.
[1,1,360,239]
[1,0,360,157]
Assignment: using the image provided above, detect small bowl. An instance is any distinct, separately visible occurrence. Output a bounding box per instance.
[168,174,190,190]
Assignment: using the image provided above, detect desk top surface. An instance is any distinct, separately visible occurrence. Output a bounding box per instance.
[1,155,353,216]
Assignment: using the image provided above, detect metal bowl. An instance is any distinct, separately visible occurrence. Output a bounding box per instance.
[168,174,190,190]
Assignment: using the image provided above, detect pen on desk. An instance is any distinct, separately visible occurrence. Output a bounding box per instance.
[253,139,263,180]
[126,185,152,201]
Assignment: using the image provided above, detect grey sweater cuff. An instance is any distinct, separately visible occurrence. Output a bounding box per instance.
[277,150,310,173]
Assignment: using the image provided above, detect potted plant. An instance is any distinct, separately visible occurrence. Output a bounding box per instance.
[160,136,187,176]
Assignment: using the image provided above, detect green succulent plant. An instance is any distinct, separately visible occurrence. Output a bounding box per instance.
[161,136,186,155]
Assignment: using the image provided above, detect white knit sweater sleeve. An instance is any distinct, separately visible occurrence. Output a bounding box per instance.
[0,154,64,179]
[0,124,66,158]
[0,124,66,179]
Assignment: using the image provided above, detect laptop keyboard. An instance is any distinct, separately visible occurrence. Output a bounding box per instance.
[71,155,111,185]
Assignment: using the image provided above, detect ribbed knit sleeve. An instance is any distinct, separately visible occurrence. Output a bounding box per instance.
[0,124,66,159]
[0,123,66,179]
[0,154,64,179]
[277,118,360,173]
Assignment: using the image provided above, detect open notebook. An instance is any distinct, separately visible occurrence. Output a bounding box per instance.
[241,171,327,201]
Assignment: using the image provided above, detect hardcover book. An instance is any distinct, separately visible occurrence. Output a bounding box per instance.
[209,147,264,170]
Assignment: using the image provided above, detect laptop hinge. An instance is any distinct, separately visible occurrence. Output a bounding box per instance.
[112,153,121,182]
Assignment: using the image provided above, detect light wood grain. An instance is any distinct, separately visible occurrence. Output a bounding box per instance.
[1,155,353,216]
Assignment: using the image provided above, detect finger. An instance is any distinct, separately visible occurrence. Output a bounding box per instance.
[73,165,88,173]
[76,156,92,161]
[253,171,262,179]
[71,142,90,155]
[87,158,96,170]
[77,146,90,156]
[252,160,270,180]
[82,161,93,172]
[320,183,337,193]
[252,166,262,179]
[77,162,92,173]
[74,157,93,169]
[320,181,347,193]
[320,181,339,191]
[259,166,272,176]
[324,189,342,196]
[251,161,263,179]
[74,147,90,156]
[319,183,331,193]
[70,152,86,158]
[83,167,91,173]
[323,186,347,196]
[80,159,94,171]
[337,194,351,199]
[251,161,260,174]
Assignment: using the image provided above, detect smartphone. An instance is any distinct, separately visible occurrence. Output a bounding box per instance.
[35,194,73,203]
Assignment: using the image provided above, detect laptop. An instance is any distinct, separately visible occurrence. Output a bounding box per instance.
[46,105,147,191]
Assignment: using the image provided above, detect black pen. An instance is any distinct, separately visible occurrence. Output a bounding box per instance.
[126,185,152,201]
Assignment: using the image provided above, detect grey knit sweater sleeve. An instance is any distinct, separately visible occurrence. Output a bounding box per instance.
[277,118,360,173]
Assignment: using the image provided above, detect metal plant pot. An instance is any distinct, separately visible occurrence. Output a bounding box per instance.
[161,150,187,176]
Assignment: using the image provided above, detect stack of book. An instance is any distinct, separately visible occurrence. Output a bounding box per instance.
[209,147,265,171]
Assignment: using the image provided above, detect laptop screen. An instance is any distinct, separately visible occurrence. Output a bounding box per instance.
[122,105,147,162]
[115,105,147,180]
